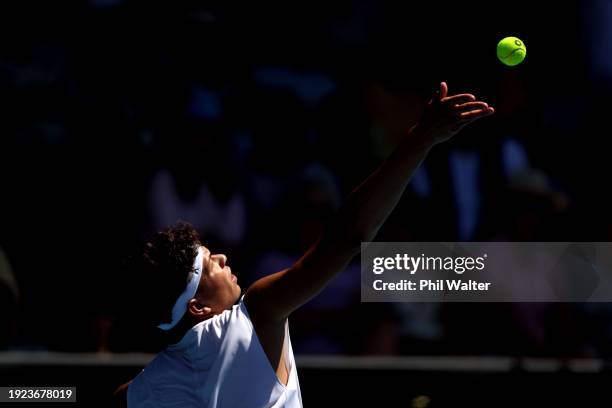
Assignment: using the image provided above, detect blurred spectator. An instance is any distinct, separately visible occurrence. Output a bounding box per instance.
[479,168,570,241]
[471,168,575,356]
[148,120,247,250]
[582,0,612,88]
[0,247,19,349]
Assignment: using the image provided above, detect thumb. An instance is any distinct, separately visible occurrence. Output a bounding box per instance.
[431,81,448,105]
[439,81,448,100]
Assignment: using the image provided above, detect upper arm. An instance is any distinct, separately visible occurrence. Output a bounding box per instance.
[244,234,359,322]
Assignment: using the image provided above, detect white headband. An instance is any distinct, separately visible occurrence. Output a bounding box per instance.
[157,246,205,331]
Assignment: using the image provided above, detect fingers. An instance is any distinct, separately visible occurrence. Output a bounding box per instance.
[447,98,494,123]
[429,82,495,127]
[458,106,495,121]
[455,101,489,111]
[441,94,476,105]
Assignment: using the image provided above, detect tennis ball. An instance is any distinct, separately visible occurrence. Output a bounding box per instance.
[497,36,526,66]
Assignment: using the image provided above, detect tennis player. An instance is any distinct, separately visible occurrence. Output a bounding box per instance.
[121,82,494,407]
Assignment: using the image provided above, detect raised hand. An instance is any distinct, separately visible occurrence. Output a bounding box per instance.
[413,82,494,146]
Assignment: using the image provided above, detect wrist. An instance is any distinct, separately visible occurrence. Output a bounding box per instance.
[404,125,436,153]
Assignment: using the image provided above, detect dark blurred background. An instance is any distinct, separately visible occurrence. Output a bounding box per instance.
[1,0,612,406]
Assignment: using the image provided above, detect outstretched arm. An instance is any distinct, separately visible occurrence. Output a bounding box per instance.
[245,82,494,321]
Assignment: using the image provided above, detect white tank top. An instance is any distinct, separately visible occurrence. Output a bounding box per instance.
[128,297,302,407]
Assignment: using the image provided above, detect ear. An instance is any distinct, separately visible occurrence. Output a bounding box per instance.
[187,298,213,320]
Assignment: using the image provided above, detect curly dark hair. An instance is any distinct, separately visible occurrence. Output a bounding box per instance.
[133,222,201,327]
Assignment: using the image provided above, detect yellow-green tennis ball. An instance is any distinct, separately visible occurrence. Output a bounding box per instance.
[497,36,526,66]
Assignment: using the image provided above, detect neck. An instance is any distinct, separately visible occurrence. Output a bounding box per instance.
[161,315,202,345]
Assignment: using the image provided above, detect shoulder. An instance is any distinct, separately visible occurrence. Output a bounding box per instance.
[167,305,238,354]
